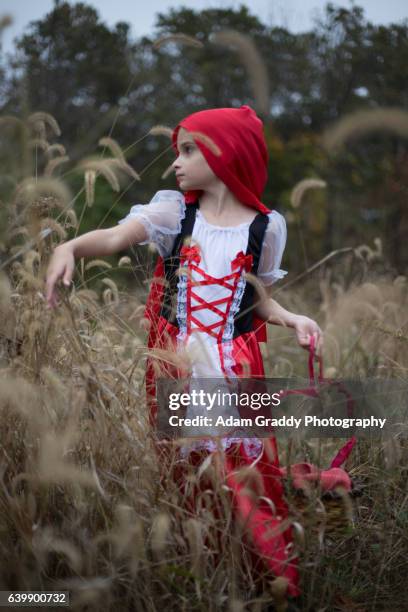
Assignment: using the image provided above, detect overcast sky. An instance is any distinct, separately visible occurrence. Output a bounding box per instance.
[2,0,408,54]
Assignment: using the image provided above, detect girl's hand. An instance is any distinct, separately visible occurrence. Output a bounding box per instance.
[45,245,75,310]
[293,315,323,352]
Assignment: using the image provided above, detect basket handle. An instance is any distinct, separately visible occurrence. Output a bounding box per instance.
[308,336,357,468]
[308,334,323,383]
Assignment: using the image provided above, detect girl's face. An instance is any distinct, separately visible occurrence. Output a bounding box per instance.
[172,127,217,191]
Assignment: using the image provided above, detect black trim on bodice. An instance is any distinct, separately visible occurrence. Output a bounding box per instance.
[160,202,199,324]
[160,200,269,338]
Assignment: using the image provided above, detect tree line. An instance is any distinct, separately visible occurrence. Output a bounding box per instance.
[1,0,407,274]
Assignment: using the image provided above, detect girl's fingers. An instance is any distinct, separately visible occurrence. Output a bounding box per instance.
[315,331,324,353]
[63,266,71,286]
[46,282,60,309]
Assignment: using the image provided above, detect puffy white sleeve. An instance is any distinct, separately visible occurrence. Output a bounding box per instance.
[257,210,288,285]
[117,190,186,258]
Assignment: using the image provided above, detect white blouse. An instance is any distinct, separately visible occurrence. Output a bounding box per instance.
[117,190,288,286]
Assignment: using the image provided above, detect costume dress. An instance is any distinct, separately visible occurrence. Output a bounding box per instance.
[118,106,301,596]
[119,188,287,445]
[118,189,302,593]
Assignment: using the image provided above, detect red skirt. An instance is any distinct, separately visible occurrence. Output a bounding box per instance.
[145,314,300,597]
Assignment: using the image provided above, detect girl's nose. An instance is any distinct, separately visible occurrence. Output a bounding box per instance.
[172,158,180,170]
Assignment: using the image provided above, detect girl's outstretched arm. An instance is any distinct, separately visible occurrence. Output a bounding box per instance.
[255,285,323,351]
[45,218,148,309]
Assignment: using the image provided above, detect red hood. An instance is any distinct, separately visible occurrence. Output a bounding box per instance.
[172,105,271,215]
[144,105,271,349]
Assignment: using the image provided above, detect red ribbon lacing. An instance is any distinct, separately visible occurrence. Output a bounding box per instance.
[179,244,252,339]
[179,244,253,376]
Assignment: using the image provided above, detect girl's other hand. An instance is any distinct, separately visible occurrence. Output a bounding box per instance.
[45,245,75,310]
[293,315,323,353]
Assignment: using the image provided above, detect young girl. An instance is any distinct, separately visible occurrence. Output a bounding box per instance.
[46,105,323,599]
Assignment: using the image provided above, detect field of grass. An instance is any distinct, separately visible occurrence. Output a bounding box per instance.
[0,111,407,612]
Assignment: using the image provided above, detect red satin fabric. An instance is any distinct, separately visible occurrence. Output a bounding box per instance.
[222,443,300,596]
[170,443,300,598]
[145,313,300,597]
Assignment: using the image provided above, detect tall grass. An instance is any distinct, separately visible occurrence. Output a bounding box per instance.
[0,86,407,612]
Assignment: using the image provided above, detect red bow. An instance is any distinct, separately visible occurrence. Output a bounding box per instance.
[180,244,201,264]
[232,251,253,273]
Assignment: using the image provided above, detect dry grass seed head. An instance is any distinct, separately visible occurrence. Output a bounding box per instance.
[149,124,173,138]
[290,178,327,209]
[64,208,78,229]
[84,169,96,206]
[150,512,172,554]
[78,159,120,192]
[98,136,126,162]
[190,131,222,156]
[44,155,70,177]
[101,278,119,305]
[23,249,40,275]
[118,255,131,267]
[32,526,83,574]
[85,259,112,271]
[27,112,61,137]
[0,376,44,427]
[8,227,29,242]
[322,107,408,151]
[15,177,72,212]
[14,268,43,292]
[46,143,66,157]
[106,157,140,182]
[228,600,246,612]
[37,423,97,488]
[40,217,67,241]
[212,29,269,115]
[0,273,13,329]
[183,517,205,575]
[143,275,170,290]
[111,504,146,565]
[153,33,204,49]
[28,138,49,151]
[149,346,191,375]
[128,304,146,322]
[244,272,268,301]
[161,162,174,179]
[382,437,403,469]
[354,238,382,262]
[71,288,99,310]
[268,576,290,610]
[24,195,63,218]
[40,366,69,408]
